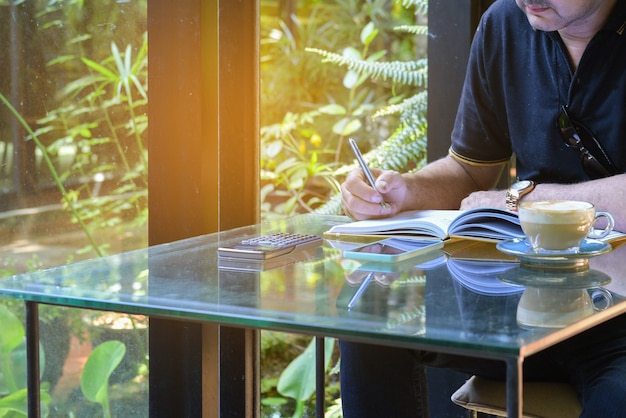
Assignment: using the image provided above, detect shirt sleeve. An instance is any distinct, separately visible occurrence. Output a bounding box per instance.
[449,2,514,166]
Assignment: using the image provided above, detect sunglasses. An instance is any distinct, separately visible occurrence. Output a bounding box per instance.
[558,106,617,179]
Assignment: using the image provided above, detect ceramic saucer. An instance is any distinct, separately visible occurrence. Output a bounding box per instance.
[496,238,612,267]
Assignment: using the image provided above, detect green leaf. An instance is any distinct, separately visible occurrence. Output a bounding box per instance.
[4,340,46,392]
[81,340,126,404]
[0,386,50,416]
[333,118,362,136]
[265,140,283,158]
[343,118,362,136]
[318,104,346,115]
[79,127,92,138]
[360,22,378,47]
[0,388,29,415]
[260,397,289,407]
[342,47,361,61]
[275,157,298,174]
[277,337,335,402]
[343,70,358,89]
[81,57,117,81]
[366,50,387,62]
[0,306,24,355]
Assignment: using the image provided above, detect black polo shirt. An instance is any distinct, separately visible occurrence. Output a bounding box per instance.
[450,0,626,183]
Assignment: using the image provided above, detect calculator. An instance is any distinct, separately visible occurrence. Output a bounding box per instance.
[217,232,323,260]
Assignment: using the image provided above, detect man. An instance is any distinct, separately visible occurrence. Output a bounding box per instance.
[339,0,626,417]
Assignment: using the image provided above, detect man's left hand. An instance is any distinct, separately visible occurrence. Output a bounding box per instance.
[460,189,507,210]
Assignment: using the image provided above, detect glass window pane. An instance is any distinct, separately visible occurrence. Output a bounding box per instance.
[1,1,148,415]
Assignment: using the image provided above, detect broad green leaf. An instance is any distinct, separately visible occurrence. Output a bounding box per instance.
[277,337,335,401]
[0,306,24,355]
[0,386,50,417]
[0,388,29,415]
[4,340,46,391]
[81,340,126,404]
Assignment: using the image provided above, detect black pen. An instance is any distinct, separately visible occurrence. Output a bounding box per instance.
[348,138,388,209]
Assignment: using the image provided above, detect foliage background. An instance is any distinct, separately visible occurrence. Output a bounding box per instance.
[260,0,428,220]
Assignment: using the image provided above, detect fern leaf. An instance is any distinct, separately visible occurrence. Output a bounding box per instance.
[306,48,428,87]
[394,0,428,15]
[394,25,428,36]
[373,90,427,119]
[314,193,343,215]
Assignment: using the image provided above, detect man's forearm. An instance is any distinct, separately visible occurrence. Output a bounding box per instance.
[400,156,504,211]
[526,174,626,232]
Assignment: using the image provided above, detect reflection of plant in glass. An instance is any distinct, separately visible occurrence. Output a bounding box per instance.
[1,35,148,257]
[0,91,103,256]
[0,305,51,417]
[76,37,148,170]
[34,35,148,256]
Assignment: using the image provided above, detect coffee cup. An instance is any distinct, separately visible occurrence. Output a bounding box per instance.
[517,200,614,253]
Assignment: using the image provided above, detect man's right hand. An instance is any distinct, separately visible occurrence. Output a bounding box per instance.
[340,168,408,220]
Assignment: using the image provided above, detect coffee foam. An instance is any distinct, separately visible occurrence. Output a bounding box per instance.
[518,200,594,224]
[521,200,592,211]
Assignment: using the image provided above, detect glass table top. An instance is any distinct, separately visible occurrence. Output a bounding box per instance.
[1,214,625,360]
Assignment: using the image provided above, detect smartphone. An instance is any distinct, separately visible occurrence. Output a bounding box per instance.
[342,237,443,263]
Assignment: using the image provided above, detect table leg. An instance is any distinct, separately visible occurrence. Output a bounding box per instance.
[315,337,325,418]
[505,357,522,418]
[25,301,41,418]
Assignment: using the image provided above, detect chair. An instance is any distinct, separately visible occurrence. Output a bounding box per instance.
[451,375,582,418]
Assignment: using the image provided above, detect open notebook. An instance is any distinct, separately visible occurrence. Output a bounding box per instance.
[326,208,524,242]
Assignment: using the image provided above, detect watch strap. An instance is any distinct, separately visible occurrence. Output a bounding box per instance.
[506,180,535,212]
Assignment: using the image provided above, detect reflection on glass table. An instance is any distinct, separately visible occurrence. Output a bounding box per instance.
[499,265,613,329]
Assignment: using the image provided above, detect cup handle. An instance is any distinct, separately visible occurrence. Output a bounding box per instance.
[590,288,613,311]
[588,211,615,240]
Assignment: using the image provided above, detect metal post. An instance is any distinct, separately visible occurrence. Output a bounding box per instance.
[315,337,325,418]
[25,301,41,418]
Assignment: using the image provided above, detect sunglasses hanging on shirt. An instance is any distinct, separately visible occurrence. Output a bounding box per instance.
[558,105,617,179]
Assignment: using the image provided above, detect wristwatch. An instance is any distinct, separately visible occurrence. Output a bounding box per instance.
[506,180,535,211]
